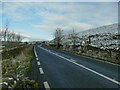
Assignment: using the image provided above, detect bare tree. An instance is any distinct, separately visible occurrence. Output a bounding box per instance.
[16,33,22,42]
[3,29,8,42]
[68,29,79,50]
[0,29,5,41]
[54,28,63,49]
[3,19,10,42]
[7,31,12,42]
[11,31,16,42]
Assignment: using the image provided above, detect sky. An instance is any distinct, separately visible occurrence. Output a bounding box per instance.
[0,0,118,41]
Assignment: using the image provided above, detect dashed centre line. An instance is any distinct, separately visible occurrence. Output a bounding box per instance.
[37,61,40,66]
[39,68,44,74]
[36,57,39,60]
[34,46,51,89]
[44,81,50,90]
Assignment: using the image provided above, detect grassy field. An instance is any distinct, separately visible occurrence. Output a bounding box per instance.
[1,45,39,89]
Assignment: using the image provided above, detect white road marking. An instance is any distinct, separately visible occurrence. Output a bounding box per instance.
[39,68,44,74]
[40,46,120,67]
[37,61,40,65]
[73,62,120,85]
[70,59,76,62]
[39,46,120,86]
[44,81,50,90]
[36,57,39,60]
[34,47,38,58]
[80,54,120,67]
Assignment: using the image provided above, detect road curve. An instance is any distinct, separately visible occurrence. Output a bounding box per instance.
[33,45,120,89]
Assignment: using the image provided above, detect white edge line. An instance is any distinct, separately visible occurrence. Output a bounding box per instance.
[73,62,120,85]
[40,47,120,86]
[40,46,120,67]
[70,59,76,62]
[39,68,44,74]
[44,81,50,90]
[79,54,120,67]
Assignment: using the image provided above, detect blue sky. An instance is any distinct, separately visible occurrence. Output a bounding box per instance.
[0,1,118,41]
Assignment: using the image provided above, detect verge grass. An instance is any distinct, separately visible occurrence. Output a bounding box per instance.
[1,46,38,89]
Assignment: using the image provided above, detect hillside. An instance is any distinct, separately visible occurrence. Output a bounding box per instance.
[79,23,118,36]
[78,23,119,50]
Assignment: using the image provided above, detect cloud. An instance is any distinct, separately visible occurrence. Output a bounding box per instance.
[1,2,118,41]
[33,2,117,32]
[12,29,49,41]
[2,3,37,22]
[34,9,93,34]
[3,2,117,26]
[2,0,120,2]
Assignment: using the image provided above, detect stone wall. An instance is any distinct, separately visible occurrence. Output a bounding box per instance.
[77,45,120,64]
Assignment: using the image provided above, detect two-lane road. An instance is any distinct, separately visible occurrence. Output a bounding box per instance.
[33,46,120,88]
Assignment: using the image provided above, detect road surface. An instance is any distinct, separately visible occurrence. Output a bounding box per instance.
[32,46,120,89]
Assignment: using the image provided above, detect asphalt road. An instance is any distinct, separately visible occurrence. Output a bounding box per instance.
[33,45,120,89]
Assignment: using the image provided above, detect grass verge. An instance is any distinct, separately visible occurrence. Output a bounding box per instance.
[1,46,39,89]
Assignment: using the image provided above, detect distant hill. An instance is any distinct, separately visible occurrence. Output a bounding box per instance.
[79,23,118,37]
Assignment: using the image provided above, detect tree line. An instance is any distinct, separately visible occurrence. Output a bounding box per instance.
[0,19,22,42]
[53,28,80,50]
[0,29,22,42]
[53,27,119,51]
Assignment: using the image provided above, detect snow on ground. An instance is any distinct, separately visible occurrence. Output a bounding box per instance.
[79,23,118,37]
[78,23,119,50]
